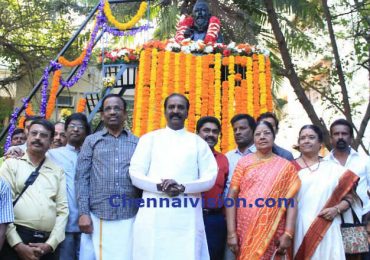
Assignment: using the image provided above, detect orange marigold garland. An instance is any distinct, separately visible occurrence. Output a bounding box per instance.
[228,56,235,151]
[76,98,87,113]
[45,70,62,120]
[25,102,35,116]
[18,116,26,129]
[201,55,210,117]
[59,49,87,67]
[221,81,229,152]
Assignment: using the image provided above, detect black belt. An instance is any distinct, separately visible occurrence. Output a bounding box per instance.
[203,208,223,215]
[15,225,51,240]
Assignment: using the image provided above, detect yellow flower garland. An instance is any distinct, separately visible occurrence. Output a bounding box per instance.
[214,53,222,151]
[174,53,180,93]
[246,57,254,116]
[160,51,170,128]
[258,54,267,113]
[195,56,202,124]
[104,1,148,31]
[148,48,158,132]
[133,50,146,135]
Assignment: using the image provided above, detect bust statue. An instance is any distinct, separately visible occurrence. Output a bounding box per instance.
[175,0,222,44]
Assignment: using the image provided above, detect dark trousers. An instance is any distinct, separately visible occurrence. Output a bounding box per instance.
[203,212,227,260]
[0,225,59,260]
[59,232,81,260]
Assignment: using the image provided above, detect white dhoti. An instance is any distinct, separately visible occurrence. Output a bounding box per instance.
[79,233,96,260]
[91,213,135,260]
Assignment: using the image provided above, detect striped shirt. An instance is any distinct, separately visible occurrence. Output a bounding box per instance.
[0,178,14,224]
[76,128,140,220]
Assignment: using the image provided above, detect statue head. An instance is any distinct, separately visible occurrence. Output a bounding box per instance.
[192,0,211,32]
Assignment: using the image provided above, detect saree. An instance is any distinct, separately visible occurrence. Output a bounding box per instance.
[294,160,359,260]
[230,154,300,260]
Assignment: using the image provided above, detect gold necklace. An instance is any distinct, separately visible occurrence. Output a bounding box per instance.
[301,156,321,172]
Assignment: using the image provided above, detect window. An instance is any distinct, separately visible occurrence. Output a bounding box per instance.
[56,96,74,107]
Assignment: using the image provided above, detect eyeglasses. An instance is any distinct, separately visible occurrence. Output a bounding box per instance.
[29,130,50,138]
[103,106,123,113]
[67,124,85,130]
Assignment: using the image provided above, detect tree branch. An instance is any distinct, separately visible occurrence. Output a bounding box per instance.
[322,0,352,120]
[263,0,332,149]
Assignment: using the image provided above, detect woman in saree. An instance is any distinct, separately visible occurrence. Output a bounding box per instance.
[293,125,359,259]
[226,121,301,260]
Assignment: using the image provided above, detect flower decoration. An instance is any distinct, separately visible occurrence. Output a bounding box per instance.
[60,108,72,121]
[103,76,116,88]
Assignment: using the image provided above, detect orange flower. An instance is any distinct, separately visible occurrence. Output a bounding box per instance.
[25,102,35,116]
[58,49,87,67]
[18,116,25,129]
[45,70,62,120]
[76,98,87,113]
[235,73,242,82]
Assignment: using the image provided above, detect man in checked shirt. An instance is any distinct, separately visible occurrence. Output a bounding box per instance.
[76,94,140,260]
[0,178,14,250]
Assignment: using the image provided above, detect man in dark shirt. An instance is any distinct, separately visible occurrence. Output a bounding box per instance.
[197,116,229,260]
[76,94,140,259]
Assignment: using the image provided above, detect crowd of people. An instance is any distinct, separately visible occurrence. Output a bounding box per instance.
[0,92,369,260]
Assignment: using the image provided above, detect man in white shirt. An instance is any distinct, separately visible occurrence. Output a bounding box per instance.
[325,119,370,220]
[129,93,217,260]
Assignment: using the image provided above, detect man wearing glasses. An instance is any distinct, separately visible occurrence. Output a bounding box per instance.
[76,94,140,259]
[48,113,91,260]
[0,119,68,260]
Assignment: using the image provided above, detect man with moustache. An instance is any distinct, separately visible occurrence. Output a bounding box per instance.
[325,119,370,259]
[130,93,217,260]
[48,113,91,260]
[224,114,256,260]
[76,94,140,259]
[196,116,229,260]
[0,119,68,260]
[184,0,222,43]
[51,122,67,149]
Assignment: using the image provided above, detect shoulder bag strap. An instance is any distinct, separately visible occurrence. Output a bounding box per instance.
[13,158,46,206]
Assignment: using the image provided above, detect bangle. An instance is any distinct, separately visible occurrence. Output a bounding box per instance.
[334,206,341,214]
[284,230,293,240]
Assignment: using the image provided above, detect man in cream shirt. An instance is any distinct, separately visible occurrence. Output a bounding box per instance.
[0,119,68,260]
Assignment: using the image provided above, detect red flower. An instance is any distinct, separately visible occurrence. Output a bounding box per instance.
[223,49,231,57]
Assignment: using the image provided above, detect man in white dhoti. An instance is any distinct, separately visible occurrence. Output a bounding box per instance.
[76,94,140,260]
[129,93,218,260]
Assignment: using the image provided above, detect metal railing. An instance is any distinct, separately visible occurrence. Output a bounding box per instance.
[0,0,144,141]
